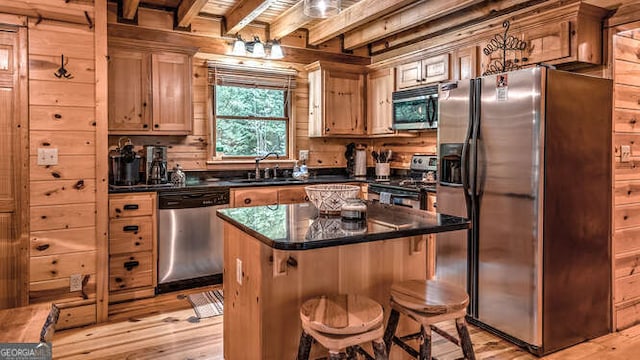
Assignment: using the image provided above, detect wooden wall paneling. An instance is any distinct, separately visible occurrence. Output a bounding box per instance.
[614,203,640,230]
[616,300,640,330]
[30,179,97,206]
[616,253,640,279]
[616,227,640,256]
[29,81,96,107]
[56,303,96,330]
[30,276,96,304]
[616,60,640,87]
[615,108,640,133]
[30,251,97,282]
[0,0,93,26]
[95,0,110,322]
[615,181,640,206]
[30,131,96,155]
[30,203,97,232]
[30,227,97,257]
[29,55,96,84]
[30,106,96,131]
[28,19,95,60]
[616,273,640,303]
[615,84,640,110]
[29,155,96,181]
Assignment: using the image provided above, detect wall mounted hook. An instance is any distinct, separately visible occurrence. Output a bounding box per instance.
[53,54,73,79]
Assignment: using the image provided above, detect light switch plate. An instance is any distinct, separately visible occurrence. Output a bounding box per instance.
[299,150,309,161]
[70,274,82,292]
[236,258,243,285]
[622,145,631,163]
[37,148,58,165]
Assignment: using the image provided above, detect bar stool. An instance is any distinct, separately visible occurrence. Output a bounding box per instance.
[296,294,388,360]
[383,280,476,360]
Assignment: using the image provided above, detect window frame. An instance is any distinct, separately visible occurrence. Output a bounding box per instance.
[207,62,297,163]
[213,84,291,160]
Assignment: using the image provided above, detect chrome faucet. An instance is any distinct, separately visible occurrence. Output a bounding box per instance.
[255,152,279,179]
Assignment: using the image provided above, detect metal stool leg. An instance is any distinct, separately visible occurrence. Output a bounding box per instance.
[419,325,432,360]
[455,317,476,360]
[383,309,400,354]
[346,346,358,360]
[296,331,313,360]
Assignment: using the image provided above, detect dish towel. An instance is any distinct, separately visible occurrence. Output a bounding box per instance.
[379,192,392,205]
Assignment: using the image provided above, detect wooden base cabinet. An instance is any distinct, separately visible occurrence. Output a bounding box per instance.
[108,46,193,135]
[305,61,366,137]
[108,192,157,303]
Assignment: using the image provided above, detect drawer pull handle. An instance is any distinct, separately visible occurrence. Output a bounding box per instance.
[123,204,139,210]
[123,225,139,232]
[244,198,251,205]
[124,261,139,271]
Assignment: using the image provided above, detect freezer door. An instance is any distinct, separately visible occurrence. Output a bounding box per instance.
[436,80,472,292]
[476,68,543,346]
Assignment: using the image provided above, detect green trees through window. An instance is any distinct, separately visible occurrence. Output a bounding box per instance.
[215,85,288,157]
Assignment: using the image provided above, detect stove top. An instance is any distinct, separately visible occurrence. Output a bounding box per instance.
[369,154,437,194]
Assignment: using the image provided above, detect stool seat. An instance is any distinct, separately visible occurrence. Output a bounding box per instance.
[300,294,384,335]
[391,279,469,314]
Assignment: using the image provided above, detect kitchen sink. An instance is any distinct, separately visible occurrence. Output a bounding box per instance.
[228,178,305,184]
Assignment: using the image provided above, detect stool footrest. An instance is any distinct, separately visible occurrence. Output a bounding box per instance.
[398,331,422,342]
[430,325,460,346]
[392,336,420,358]
[354,345,376,360]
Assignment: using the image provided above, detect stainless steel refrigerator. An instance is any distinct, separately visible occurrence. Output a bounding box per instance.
[436,67,612,355]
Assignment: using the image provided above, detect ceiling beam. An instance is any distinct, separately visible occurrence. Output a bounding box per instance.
[369,0,544,56]
[270,1,312,40]
[176,0,209,28]
[121,0,140,20]
[307,0,418,46]
[343,0,484,50]
[108,23,371,65]
[225,0,276,35]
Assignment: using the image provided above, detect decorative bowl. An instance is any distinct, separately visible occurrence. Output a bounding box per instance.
[304,184,360,214]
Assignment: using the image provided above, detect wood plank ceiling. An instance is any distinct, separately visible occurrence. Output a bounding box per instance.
[121,0,621,57]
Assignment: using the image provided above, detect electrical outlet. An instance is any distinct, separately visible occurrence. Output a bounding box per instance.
[236,258,243,285]
[70,274,82,292]
[37,148,58,165]
[299,150,309,161]
[622,145,631,163]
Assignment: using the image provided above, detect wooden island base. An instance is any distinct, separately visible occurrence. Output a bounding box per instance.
[223,222,431,360]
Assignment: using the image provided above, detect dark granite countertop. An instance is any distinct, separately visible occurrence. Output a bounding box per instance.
[216,202,468,250]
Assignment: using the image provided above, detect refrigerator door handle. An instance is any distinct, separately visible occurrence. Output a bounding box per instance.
[472,78,482,197]
[461,79,475,217]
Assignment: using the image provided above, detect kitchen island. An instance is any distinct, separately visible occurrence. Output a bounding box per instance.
[217,202,469,359]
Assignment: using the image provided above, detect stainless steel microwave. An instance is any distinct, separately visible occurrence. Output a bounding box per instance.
[392,85,438,130]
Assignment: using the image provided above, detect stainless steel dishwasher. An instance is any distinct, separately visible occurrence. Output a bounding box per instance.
[157,188,229,293]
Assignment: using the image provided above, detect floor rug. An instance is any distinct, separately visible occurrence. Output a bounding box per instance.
[187,289,224,318]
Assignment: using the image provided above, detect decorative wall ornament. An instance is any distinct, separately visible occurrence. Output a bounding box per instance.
[482,20,527,76]
[53,54,73,79]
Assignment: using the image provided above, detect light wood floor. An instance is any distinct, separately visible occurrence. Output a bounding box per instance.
[52,286,640,359]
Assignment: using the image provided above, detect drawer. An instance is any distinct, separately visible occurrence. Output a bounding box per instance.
[109,252,153,291]
[109,193,154,218]
[278,187,309,204]
[109,217,153,254]
[232,188,278,207]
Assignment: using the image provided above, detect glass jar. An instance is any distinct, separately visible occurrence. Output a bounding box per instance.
[340,199,367,222]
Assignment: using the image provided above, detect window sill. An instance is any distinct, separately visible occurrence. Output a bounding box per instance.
[206,158,298,167]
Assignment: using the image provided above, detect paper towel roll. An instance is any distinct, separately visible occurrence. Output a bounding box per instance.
[355,149,366,177]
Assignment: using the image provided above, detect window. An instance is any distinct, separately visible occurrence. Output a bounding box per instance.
[209,62,296,159]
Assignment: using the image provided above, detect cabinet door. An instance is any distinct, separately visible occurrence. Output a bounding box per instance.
[422,54,450,83]
[324,70,364,135]
[232,188,278,207]
[308,69,323,137]
[151,52,192,134]
[520,21,570,66]
[396,60,422,89]
[454,46,478,80]
[367,68,394,135]
[108,49,150,132]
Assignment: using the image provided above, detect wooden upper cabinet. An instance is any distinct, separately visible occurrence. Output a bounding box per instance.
[305,61,366,137]
[151,52,192,134]
[367,68,394,135]
[108,49,150,132]
[396,54,450,90]
[108,46,193,135]
[453,46,479,81]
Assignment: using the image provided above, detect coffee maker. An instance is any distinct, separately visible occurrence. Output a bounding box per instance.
[144,146,168,184]
[109,137,142,186]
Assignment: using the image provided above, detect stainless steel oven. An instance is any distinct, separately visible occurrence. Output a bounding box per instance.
[368,185,423,209]
[392,85,439,130]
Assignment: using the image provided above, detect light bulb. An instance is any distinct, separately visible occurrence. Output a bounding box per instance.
[252,41,265,58]
[231,37,246,56]
[270,41,284,60]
